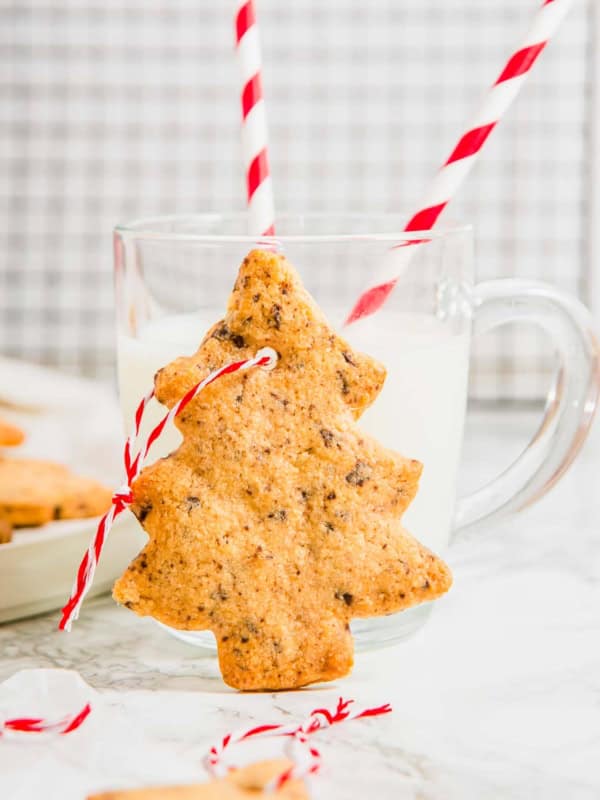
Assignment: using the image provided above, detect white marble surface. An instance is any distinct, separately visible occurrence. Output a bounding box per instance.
[1,409,599,799]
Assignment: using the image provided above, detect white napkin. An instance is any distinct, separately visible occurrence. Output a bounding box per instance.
[0,357,123,483]
[0,669,206,800]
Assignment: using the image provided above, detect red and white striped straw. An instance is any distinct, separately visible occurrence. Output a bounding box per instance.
[235,0,276,237]
[345,0,575,325]
[204,697,392,791]
[1,703,91,738]
[59,348,278,632]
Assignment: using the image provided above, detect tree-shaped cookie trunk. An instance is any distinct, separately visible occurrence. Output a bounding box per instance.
[113,250,452,690]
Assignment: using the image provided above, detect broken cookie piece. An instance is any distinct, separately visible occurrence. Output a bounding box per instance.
[87,759,309,799]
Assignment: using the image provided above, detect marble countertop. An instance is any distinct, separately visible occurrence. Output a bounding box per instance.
[1,409,599,799]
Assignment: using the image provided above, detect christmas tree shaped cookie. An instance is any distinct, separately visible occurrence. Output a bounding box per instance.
[113,250,452,690]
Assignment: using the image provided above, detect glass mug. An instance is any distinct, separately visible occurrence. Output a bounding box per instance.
[114,213,599,650]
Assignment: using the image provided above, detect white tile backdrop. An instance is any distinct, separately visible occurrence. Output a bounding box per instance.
[0,0,595,401]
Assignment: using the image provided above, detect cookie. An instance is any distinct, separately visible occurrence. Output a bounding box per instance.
[0,458,112,527]
[87,759,309,799]
[113,249,452,690]
[0,417,25,447]
[0,515,12,544]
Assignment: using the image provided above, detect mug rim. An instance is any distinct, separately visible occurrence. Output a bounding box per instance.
[114,212,473,244]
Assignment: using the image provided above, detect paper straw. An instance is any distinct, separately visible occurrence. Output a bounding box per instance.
[345,0,575,325]
[235,0,276,236]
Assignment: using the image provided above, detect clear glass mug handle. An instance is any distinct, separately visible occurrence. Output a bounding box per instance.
[453,279,600,534]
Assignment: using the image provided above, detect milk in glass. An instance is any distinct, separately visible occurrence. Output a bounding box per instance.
[117,312,470,552]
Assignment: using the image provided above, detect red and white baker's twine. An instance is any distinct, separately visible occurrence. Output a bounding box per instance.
[0,703,91,738]
[205,697,392,791]
[59,347,278,632]
[236,0,276,237]
[345,0,575,325]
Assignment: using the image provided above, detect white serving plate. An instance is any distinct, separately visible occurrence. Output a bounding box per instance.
[0,515,146,624]
[0,356,147,623]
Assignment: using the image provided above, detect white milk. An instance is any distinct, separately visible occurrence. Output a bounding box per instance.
[117,312,470,552]
[117,313,208,458]
[345,313,470,551]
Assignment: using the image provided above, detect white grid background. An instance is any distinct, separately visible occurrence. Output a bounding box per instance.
[0,0,594,401]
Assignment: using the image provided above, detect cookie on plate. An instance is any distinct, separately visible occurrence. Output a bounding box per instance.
[113,249,452,690]
[0,515,12,544]
[0,458,112,527]
[0,417,25,447]
[87,759,309,799]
